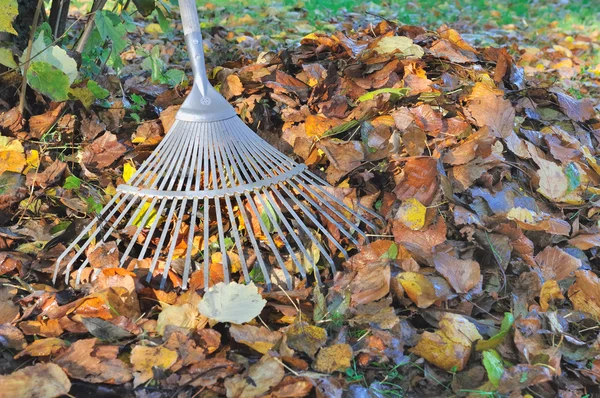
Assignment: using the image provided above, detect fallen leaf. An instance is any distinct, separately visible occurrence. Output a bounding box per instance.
[286,322,327,358]
[157,302,200,335]
[433,252,481,294]
[224,353,285,397]
[393,215,447,256]
[314,344,352,373]
[465,82,515,138]
[14,338,69,359]
[539,280,564,311]
[0,324,26,350]
[268,375,313,397]
[396,272,439,308]
[229,324,283,354]
[568,270,600,318]
[0,136,26,175]
[411,313,482,371]
[130,345,178,387]
[0,363,71,398]
[55,338,133,384]
[568,233,600,250]
[81,131,127,170]
[498,364,552,394]
[396,198,427,230]
[222,74,244,99]
[198,282,266,324]
[534,246,581,281]
[344,240,392,306]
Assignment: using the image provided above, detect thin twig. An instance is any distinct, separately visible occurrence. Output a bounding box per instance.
[18,0,45,115]
[75,0,109,53]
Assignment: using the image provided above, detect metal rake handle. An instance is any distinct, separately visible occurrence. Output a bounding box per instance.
[177,0,237,122]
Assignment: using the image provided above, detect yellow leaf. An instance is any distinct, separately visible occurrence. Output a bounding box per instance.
[0,136,26,174]
[396,198,426,230]
[314,344,353,373]
[506,207,537,224]
[396,272,438,308]
[156,302,199,335]
[144,23,163,37]
[25,149,40,173]
[539,280,564,312]
[130,345,178,387]
[123,162,136,183]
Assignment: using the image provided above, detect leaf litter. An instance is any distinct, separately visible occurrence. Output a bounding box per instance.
[0,0,599,397]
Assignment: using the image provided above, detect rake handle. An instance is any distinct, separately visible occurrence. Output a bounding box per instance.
[179,0,210,96]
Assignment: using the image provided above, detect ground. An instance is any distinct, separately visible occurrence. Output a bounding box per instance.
[0,0,599,397]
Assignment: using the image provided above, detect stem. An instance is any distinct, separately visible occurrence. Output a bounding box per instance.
[17,0,44,115]
[74,0,109,54]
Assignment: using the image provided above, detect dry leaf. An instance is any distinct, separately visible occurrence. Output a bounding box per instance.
[396,198,427,230]
[229,324,283,354]
[286,322,327,358]
[534,246,581,281]
[198,282,266,324]
[568,270,600,318]
[157,302,200,335]
[433,252,481,293]
[130,345,178,387]
[314,344,352,373]
[0,363,71,398]
[224,353,285,398]
[539,280,564,311]
[396,272,439,308]
[465,82,515,138]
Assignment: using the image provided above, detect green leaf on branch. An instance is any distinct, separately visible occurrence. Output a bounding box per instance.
[27,62,70,101]
[87,80,110,99]
[95,10,132,70]
[133,0,155,16]
[0,0,18,35]
[0,47,17,68]
[22,31,78,84]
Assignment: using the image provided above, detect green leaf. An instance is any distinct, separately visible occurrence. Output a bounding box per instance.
[357,87,409,103]
[476,312,514,351]
[69,87,96,108]
[63,175,82,190]
[87,80,110,99]
[133,0,155,16]
[565,162,580,193]
[27,62,70,101]
[23,31,78,84]
[156,7,171,33]
[0,47,17,68]
[482,350,504,387]
[164,69,185,86]
[95,10,131,70]
[381,242,398,260]
[321,119,360,139]
[0,0,18,35]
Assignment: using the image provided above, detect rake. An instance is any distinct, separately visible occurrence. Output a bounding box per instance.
[53,0,383,290]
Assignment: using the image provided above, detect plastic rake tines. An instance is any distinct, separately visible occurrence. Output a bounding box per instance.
[52,118,382,289]
[52,0,383,290]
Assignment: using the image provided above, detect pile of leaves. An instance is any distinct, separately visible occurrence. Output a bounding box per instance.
[1,1,600,397]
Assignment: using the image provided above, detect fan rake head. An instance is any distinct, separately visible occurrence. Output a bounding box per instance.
[52,0,383,290]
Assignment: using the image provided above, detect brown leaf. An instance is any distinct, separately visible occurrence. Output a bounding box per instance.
[429,39,478,63]
[26,159,67,188]
[568,270,600,318]
[55,338,133,384]
[0,107,25,135]
[345,240,392,306]
[0,363,71,398]
[81,131,127,170]
[0,298,19,324]
[393,215,447,256]
[555,91,595,122]
[392,157,438,206]
[87,241,120,269]
[224,353,285,398]
[498,364,552,394]
[268,375,313,397]
[28,103,66,139]
[568,233,600,250]
[159,104,181,132]
[349,297,399,330]
[131,119,163,145]
[534,246,581,281]
[433,252,481,293]
[0,324,26,350]
[465,82,515,138]
[314,344,352,373]
[80,112,106,141]
[229,324,283,354]
[188,357,242,387]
